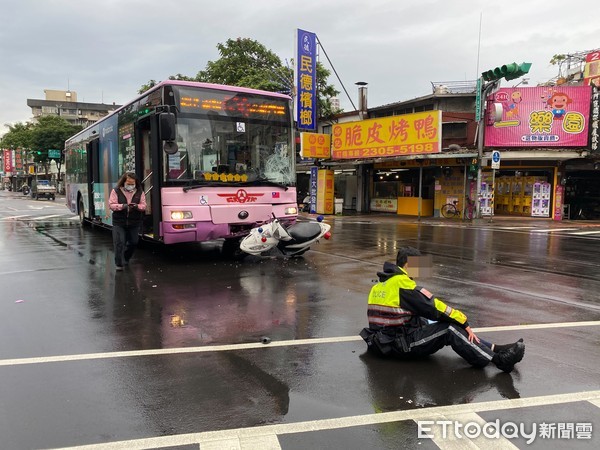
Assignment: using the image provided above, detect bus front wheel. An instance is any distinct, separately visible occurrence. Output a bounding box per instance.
[79,200,88,227]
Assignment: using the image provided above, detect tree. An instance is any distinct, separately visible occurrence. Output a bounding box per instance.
[196,38,291,93]
[29,116,82,178]
[2,116,81,179]
[138,37,342,119]
[1,122,33,149]
[137,79,158,94]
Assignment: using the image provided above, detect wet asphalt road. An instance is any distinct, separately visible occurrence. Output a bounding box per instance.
[1,190,600,449]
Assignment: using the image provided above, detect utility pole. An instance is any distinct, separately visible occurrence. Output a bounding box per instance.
[475,79,499,219]
[475,62,532,219]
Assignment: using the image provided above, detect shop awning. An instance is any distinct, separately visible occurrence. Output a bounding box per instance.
[481,150,586,162]
[320,151,478,167]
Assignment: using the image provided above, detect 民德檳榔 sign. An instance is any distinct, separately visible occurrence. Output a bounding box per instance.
[295,29,317,131]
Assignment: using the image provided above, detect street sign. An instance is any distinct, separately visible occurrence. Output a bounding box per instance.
[475,78,482,122]
[491,150,501,169]
[48,149,61,159]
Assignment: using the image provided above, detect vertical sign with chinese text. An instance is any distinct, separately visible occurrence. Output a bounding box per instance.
[295,29,317,131]
[14,148,23,173]
[554,185,564,221]
[309,166,318,213]
[316,169,334,214]
[590,86,599,153]
[3,150,13,173]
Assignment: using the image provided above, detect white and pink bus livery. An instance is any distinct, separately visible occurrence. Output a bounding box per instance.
[64,81,298,250]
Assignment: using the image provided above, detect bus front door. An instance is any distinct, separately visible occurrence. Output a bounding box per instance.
[86,138,100,219]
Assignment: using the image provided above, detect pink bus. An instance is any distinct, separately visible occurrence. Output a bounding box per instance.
[64,81,297,251]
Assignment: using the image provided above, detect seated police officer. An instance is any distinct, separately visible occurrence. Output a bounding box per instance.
[360,246,525,373]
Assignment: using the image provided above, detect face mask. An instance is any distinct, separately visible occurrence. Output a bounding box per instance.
[124,184,135,192]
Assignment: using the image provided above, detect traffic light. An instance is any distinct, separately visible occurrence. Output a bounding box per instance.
[469,158,478,173]
[481,62,532,82]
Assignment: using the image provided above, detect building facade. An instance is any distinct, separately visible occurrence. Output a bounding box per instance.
[301,79,598,220]
[27,89,121,128]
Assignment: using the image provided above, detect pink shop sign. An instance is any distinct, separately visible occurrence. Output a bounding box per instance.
[484,86,591,147]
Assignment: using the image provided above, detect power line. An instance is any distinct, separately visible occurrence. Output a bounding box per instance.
[315,37,357,111]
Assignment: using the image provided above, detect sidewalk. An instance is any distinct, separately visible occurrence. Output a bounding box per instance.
[306,210,600,228]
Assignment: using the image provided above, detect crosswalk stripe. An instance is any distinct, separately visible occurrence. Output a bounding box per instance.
[49,390,600,450]
[418,412,518,449]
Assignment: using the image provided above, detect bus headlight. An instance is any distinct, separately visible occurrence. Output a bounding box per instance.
[171,211,193,220]
[285,207,298,215]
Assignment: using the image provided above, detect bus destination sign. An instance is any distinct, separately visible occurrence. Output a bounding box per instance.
[179,95,286,118]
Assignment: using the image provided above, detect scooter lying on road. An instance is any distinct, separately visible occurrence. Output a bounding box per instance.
[240,214,331,257]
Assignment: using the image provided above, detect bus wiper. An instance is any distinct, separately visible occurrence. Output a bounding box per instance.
[183,182,222,192]
[239,178,289,190]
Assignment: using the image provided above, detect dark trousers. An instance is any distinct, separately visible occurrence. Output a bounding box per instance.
[112,224,140,266]
[407,322,494,367]
[364,322,494,368]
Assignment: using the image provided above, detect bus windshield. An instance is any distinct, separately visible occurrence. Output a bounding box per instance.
[167,86,294,186]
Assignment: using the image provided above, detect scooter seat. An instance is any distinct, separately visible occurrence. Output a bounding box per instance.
[287,222,322,241]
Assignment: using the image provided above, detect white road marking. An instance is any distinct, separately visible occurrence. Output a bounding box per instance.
[49,390,600,450]
[530,228,577,233]
[0,214,78,222]
[201,434,282,450]
[570,230,600,235]
[1,321,599,367]
[30,214,61,220]
[422,412,518,449]
[1,215,30,220]
[588,398,600,409]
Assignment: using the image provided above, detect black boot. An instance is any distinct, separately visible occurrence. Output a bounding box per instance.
[492,341,525,373]
[494,338,524,354]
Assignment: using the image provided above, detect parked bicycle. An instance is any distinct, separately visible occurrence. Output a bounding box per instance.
[441,198,474,220]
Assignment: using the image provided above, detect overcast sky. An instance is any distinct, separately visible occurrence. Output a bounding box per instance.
[1,0,597,136]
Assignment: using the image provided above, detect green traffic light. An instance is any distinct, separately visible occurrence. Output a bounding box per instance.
[481,62,532,82]
[482,70,495,82]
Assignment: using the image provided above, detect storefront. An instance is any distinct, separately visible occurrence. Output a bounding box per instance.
[371,157,477,217]
[562,159,600,219]
[492,166,555,217]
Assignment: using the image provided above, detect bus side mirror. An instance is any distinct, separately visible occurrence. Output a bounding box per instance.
[159,112,178,154]
[159,112,176,141]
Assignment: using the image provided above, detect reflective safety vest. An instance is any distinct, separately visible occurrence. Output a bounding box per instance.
[367,272,415,327]
[367,267,468,329]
